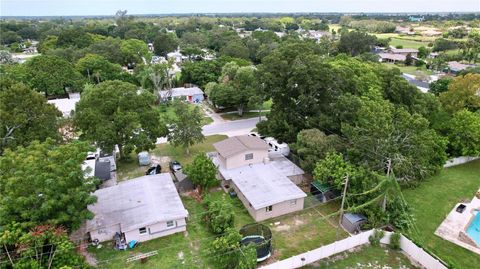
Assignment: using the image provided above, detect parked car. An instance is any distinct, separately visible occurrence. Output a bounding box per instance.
[146,164,162,175]
[169,160,182,172]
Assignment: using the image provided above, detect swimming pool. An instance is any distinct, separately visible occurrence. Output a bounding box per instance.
[466,211,480,247]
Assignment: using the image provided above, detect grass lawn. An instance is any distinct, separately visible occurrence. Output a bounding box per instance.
[157,103,213,125]
[220,111,267,121]
[403,160,480,269]
[304,245,417,269]
[389,38,430,49]
[260,199,348,260]
[152,135,228,166]
[381,63,433,78]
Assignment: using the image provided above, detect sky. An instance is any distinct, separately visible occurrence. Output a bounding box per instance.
[1,0,479,17]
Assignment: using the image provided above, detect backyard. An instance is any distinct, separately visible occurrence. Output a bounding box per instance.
[403,159,480,269]
[303,245,417,269]
[88,189,348,268]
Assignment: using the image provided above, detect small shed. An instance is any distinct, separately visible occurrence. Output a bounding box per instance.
[138,151,151,166]
[310,182,340,203]
[341,213,367,234]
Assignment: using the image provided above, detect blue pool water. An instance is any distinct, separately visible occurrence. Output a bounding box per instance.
[466,212,480,246]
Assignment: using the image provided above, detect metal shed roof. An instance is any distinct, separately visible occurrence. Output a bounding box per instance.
[344,213,367,224]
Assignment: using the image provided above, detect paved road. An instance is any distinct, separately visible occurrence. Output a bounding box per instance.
[202,117,264,137]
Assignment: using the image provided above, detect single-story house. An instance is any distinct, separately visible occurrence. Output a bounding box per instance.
[86,173,188,243]
[387,48,419,57]
[47,92,80,117]
[160,87,205,103]
[378,53,406,63]
[341,213,367,234]
[212,136,307,222]
[445,61,477,74]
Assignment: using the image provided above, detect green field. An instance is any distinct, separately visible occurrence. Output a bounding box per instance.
[304,245,417,269]
[381,63,433,77]
[388,38,430,49]
[403,160,480,269]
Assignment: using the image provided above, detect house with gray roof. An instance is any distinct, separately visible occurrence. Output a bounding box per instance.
[160,87,204,103]
[212,136,306,221]
[86,173,188,243]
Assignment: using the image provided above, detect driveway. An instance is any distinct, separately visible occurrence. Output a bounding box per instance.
[202,117,264,137]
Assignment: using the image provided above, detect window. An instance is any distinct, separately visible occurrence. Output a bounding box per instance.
[139,227,147,234]
[290,199,297,205]
[166,221,176,228]
[266,205,273,212]
[245,153,253,160]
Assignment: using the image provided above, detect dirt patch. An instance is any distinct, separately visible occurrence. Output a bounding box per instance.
[273,224,291,232]
[294,218,304,226]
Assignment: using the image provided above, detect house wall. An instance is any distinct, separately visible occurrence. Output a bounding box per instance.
[253,198,305,222]
[192,94,204,103]
[231,181,304,222]
[224,149,268,170]
[89,224,121,243]
[123,218,187,243]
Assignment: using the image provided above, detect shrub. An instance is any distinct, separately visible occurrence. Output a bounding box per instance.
[389,232,401,249]
[368,229,385,247]
[204,195,235,234]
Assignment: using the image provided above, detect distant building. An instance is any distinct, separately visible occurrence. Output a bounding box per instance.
[86,173,188,243]
[387,48,419,57]
[47,92,80,117]
[409,16,424,22]
[160,87,204,103]
[445,61,477,74]
[378,53,406,63]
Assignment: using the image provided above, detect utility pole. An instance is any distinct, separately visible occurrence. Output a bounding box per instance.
[383,158,392,212]
[337,174,349,239]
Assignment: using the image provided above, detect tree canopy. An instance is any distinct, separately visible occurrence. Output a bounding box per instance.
[74,80,167,158]
[166,100,205,154]
[184,153,217,194]
[0,139,97,231]
[0,83,61,154]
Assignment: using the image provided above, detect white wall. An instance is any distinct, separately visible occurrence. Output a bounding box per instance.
[225,149,268,169]
[124,218,187,243]
[260,230,448,269]
[444,156,479,168]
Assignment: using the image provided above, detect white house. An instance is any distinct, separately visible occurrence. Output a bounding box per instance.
[47,92,80,117]
[212,136,306,222]
[86,173,188,243]
[160,87,205,103]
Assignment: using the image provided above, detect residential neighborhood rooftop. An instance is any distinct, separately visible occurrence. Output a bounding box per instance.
[213,135,270,158]
[160,87,204,98]
[86,173,188,233]
[213,154,306,210]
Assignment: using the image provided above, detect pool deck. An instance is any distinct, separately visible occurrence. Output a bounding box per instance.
[435,195,480,255]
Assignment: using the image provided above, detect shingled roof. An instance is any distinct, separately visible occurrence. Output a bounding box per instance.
[213,135,269,158]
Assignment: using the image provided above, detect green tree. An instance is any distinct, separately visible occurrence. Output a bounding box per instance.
[75,53,122,83]
[204,194,235,234]
[291,129,343,173]
[0,83,60,154]
[37,35,58,53]
[405,53,413,66]
[153,32,179,57]
[0,139,97,230]
[166,100,205,154]
[0,50,14,64]
[338,31,377,56]
[183,153,217,194]
[74,81,167,158]
[24,55,83,96]
[0,223,89,268]
[121,38,150,65]
[445,110,480,156]
[439,74,480,113]
[342,98,447,183]
[417,46,429,58]
[219,40,250,60]
[87,37,124,64]
[429,77,452,96]
[56,27,93,48]
[209,228,257,269]
[210,64,259,116]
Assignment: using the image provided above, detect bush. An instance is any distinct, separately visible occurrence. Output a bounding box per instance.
[204,195,235,234]
[368,229,385,247]
[389,232,401,250]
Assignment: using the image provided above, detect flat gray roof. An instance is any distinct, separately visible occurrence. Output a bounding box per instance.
[213,154,306,210]
[86,173,188,232]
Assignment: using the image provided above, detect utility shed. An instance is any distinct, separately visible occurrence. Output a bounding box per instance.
[94,161,111,181]
[341,213,367,234]
[86,173,188,243]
